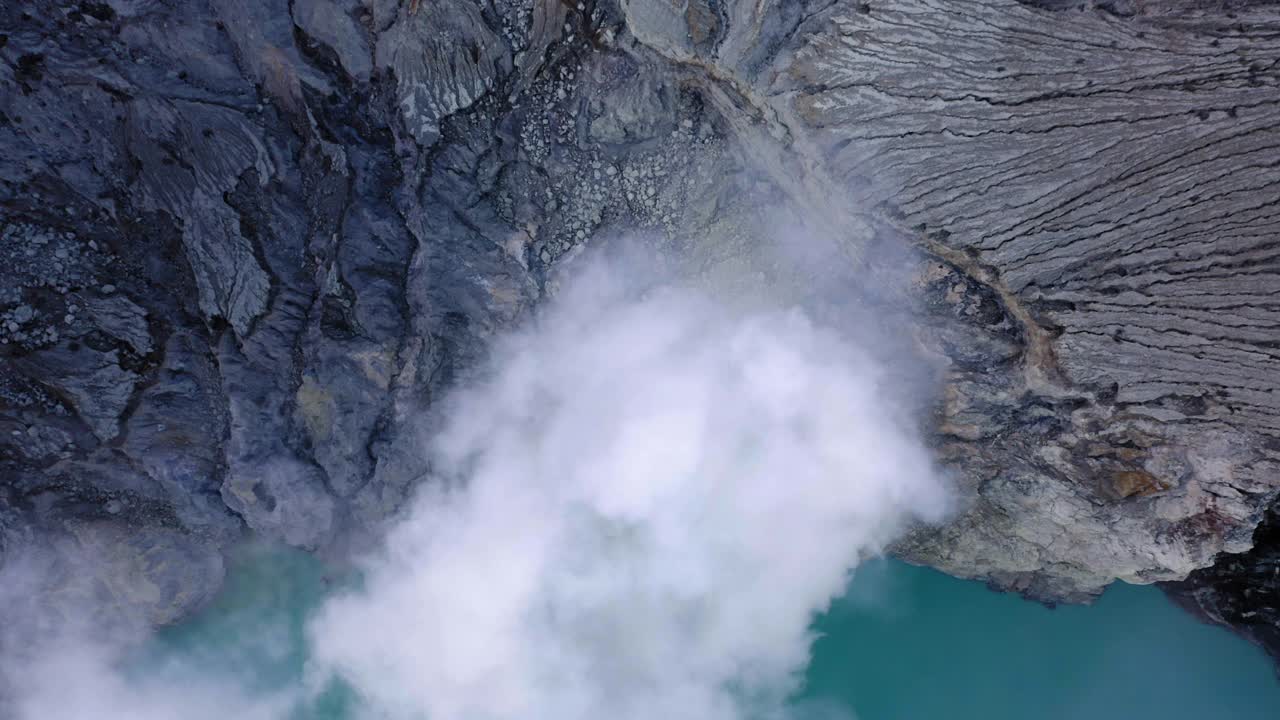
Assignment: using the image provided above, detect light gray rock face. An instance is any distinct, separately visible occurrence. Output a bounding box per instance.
[770,0,1280,602]
[609,0,1280,603]
[1,0,1278,650]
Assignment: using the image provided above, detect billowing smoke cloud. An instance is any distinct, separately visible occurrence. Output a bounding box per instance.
[309,255,949,719]
[0,250,948,720]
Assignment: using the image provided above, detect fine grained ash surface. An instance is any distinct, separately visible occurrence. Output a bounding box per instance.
[1,0,1278,660]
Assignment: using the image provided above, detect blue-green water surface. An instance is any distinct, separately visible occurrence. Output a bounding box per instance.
[141,548,1280,719]
[804,559,1280,720]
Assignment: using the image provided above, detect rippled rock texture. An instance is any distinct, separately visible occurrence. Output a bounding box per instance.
[1,0,1278,655]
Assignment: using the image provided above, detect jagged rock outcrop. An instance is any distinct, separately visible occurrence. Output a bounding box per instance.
[1165,500,1280,664]
[1,0,1278,656]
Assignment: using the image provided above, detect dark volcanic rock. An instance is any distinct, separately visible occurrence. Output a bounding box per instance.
[0,0,759,623]
[1164,497,1280,665]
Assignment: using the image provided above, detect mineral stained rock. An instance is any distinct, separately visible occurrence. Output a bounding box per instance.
[1,0,1277,657]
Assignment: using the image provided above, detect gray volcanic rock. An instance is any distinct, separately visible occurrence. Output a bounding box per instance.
[602,0,1280,605]
[1,0,1278,656]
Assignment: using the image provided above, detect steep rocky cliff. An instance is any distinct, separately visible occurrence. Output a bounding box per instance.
[1165,500,1280,665]
[1,0,1277,658]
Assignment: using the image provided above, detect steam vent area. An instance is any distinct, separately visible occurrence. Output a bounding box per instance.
[2,1,1279,719]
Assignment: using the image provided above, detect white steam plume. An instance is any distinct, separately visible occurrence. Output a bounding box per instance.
[0,249,948,720]
[310,255,949,720]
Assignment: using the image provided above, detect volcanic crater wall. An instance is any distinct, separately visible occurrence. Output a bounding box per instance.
[1,0,1278,659]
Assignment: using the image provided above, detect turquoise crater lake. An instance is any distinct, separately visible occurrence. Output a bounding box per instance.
[139,548,1280,719]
